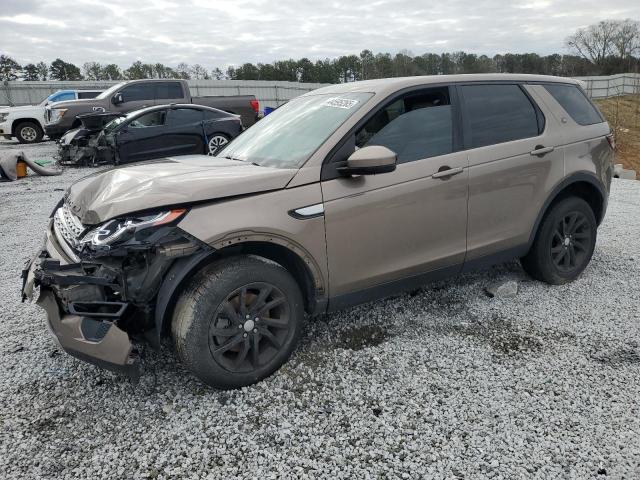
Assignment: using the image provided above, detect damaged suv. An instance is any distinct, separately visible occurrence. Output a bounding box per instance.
[23,74,613,389]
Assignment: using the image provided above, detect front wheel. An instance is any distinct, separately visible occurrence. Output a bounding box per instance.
[15,121,43,144]
[521,197,597,285]
[171,256,305,389]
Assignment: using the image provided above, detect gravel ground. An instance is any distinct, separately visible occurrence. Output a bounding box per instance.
[1,139,639,479]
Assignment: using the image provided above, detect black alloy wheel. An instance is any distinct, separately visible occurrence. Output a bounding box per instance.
[549,211,592,272]
[208,282,291,373]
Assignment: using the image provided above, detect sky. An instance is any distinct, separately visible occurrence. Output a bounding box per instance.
[1,0,639,70]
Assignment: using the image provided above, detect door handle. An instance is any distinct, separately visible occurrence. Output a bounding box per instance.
[432,166,464,179]
[530,145,554,156]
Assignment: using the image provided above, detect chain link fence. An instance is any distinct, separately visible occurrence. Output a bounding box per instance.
[576,73,640,99]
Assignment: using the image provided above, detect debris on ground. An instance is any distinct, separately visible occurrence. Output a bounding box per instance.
[0,151,61,181]
[485,280,519,298]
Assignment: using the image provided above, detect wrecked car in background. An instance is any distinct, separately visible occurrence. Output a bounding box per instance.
[44,79,259,139]
[58,104,242,165]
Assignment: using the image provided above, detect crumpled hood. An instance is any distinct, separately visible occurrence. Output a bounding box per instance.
[66,155,297,225]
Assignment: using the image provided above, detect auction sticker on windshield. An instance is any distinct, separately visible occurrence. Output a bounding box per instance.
[323,97,359,109]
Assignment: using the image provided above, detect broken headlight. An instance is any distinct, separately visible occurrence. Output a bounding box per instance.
[79,209,186,248]
[48,108,68,124]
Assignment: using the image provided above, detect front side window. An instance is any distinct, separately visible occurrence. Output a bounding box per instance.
[156,82,184,100]
[120,84,155,102]
[96,82,126,100]
[543,84,603,126]
[218,92,373,169]
[355,87,453,163]
[461,84,540,148]
[128,111,166,128]
[167,108,202,126]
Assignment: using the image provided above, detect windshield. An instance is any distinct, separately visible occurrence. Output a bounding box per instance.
[218,92,373,168]
[103,116,127,134]
[96,82,126,100]
[40,92,63,106]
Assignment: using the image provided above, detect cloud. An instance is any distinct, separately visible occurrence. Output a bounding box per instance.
[0,0,638,70]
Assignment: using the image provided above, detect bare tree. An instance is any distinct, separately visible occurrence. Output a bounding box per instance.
[83,61,103,80]
[613,19,640,60]
[211,67,226,80]
[176,62,191,80]
[190,64,210,79]
[566,19,640,71]
[566,20,620,66]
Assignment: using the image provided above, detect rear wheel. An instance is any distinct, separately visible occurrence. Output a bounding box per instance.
[207,134,229,155]
[15,121,43,144]
[171,256,304,389]
[521,197,597,284]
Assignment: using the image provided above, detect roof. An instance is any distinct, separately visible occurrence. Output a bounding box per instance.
[306,74,579,97]
[125,103,232,116]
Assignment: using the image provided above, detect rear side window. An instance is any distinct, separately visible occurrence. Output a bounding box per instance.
[156,82,184,100]
[120,84,155,102]
[461,84,541,148]
[543,84,603,125]
[204,110,226,120]
[77,91,100,99]
[168,108,203,126]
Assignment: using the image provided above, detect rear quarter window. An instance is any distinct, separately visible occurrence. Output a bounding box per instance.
[168,108,203,125]
[543,84,603,126]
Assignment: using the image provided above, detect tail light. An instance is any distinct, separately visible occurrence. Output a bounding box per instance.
[250,99,259,114]
[606,133,615,150]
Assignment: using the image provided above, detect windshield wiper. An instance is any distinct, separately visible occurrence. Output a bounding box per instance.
[220,155,261,167]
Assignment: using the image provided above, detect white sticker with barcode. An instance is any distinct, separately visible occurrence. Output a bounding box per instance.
[322,97,359,109]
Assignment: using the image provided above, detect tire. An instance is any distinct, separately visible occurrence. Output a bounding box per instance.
[171,255,305,389]
[521,197,597,285]
[207,133,229,156]
[15,121,43,144]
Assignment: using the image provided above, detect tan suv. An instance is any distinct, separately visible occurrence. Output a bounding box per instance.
[22,74,613,389]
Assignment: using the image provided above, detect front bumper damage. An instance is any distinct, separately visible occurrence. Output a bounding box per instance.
[58,129,115,166]
[22,213,209,378]
[22,220,140,377]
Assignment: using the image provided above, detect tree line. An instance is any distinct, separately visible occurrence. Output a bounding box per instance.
[1,19,638,83]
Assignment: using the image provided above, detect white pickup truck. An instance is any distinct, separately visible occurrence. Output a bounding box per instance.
[0,89,102,143]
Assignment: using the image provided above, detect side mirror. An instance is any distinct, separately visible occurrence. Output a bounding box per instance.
[112,93,123,105]
[337,145,397,176]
